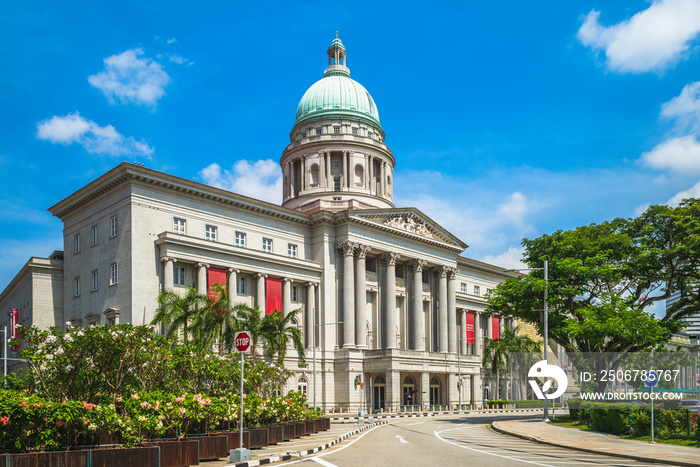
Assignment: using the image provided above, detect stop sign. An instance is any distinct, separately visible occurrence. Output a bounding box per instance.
[234,331,251,352]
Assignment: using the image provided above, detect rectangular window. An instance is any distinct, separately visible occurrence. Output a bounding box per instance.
[110,263,118,285]
[110,216,118,237]
[333,126,340,134]
[352,127,358,135]
[235,231,246,247]
[74,276,81,296]
[92,226,98,245]
[333,177,341,191]
[288,243,297,258]
[173,218,186,234]
[262,238,272,252]
[92,270,98,291]
[486,288,492,295]
[74,234,81,253]
[291,285,298,302]
[315,128,322,135]
[473,285,480,296]
[368,131,373,138]
[301,132,306,138]
[460,283,467,293]
[237,276,246,294]
[206,225,217,241]
[174,266,186,286]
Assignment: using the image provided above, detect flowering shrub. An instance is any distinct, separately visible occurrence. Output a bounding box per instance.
[1,324,325,452]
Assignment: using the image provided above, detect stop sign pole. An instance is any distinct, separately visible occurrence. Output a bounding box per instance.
[232,331,251,461]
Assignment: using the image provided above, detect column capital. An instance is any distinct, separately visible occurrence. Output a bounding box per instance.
[447,267,458,280]
[337,240,358,256]
[380,251,400,266]
[409,258,427,272]
[228,267,240,273]
[255,273,268,279]
[306,281,319,288]
[161,256,176,264]
[282,277,293,284]
[356,244,371,259]
[196,262,209,269]
[434,265,450,278]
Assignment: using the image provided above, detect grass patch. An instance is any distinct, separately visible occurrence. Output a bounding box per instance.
[550,416,700,448]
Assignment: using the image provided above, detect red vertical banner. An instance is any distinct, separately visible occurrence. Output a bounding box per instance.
[466,312,475,344]
[207,267,227,300]
[11,308,19,350]
[266,277,282,315]
[491,316,500,340]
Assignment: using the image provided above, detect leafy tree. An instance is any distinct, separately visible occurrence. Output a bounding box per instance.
[486,199,700,391]
[151,285,208,344]
[193,283,241,354]
[264,308,306,366]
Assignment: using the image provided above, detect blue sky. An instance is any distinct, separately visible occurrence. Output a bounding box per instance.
[2,1,700,301]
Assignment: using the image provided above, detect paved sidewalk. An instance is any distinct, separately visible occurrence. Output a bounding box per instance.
[492,418,699,467]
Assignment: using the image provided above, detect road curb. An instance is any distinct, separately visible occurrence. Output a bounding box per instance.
[491,421,698,467]
[330,408,549,423]
[229,421,388,467]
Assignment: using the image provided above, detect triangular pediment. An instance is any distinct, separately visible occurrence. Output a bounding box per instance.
[344,208,468,251]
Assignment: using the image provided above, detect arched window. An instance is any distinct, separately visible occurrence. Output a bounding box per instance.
[374,375,386,385]
[298,376,308,396]
[354,164,364,187]
[430,377,440,405]
[310,164,320,187]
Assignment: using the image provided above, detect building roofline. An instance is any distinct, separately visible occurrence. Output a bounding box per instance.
[0,256,64,305]
[48,162,311,224]
[457,256,522,278]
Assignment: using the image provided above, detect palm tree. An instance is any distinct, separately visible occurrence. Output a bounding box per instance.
[193,283,240,354]
[482,324,539,400]
[229,304,268,361]
[152,285,208,344]
[263,308,306,366]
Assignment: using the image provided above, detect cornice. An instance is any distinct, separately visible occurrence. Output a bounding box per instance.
[456,256,520,278]
[48,163,312,225]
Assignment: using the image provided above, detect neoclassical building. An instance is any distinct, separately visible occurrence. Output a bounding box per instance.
[0,36,514,412]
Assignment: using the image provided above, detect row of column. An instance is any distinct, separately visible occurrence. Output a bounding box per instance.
[337,242,458,353]
[283,152,391,198]
[162,257,318,346]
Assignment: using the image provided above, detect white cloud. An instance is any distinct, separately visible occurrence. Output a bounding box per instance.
[578,0,700,73]
[36,112,153,157]
[661,81,700,132]
[479,246,527,270]
[169,54,194,67]
[199,159,282,204]
[497,192,533,231]
[88,48,170,106]
[641,135,700,174]
[167,38,177,45]
[667,180,700,205]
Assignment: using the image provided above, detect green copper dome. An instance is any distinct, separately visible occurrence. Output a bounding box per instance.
[294,75,381,129]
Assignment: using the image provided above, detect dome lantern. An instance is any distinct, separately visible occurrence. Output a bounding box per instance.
[325,31,350,78]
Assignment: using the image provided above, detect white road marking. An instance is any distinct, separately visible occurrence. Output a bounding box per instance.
[435,430,553,467]
[310,458,338,467]
[395,434,409,444]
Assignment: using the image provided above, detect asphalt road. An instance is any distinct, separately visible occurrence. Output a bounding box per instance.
[275,413,675,467]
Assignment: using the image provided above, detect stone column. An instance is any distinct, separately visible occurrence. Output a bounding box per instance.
[380,161,386,196]
[355,245,370,349]
[368,156,374,193]
[363,154,368,188]
[301,155,306,192]
[196,263,209,295]
[289,161,295,197]
[162,257,175,290]
[325,152,331,188]
[487,315,493,343]
[342,152,348,190]
[338,241,357,348]
[283,278,292,317]
[410,259,426,351]
[475,313,483,358]
[438,266,448,353]
[421,372,430,409]
[346,151,352,188]
[447,268,457,354]
[319,153,326,188]
[228,267,239,299]
[460,309,467,355]
[382,252,400,349]
[255,273,267,310]
[306,282,316,348]
[387,369,400,413]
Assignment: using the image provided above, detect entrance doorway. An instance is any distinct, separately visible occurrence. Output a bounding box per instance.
[402,375,416,406]
[429,377,440,405]
[373,375,385,412]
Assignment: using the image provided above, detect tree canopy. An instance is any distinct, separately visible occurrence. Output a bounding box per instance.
[486,199,700,357]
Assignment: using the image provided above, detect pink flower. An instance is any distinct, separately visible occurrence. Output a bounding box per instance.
[131,394,139,400]
[0,416,9,426]
[83,419,89,426]
[178,407,186,415]
[140,401,149,409]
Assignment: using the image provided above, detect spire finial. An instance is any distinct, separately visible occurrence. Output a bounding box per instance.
[336,31,338,38]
